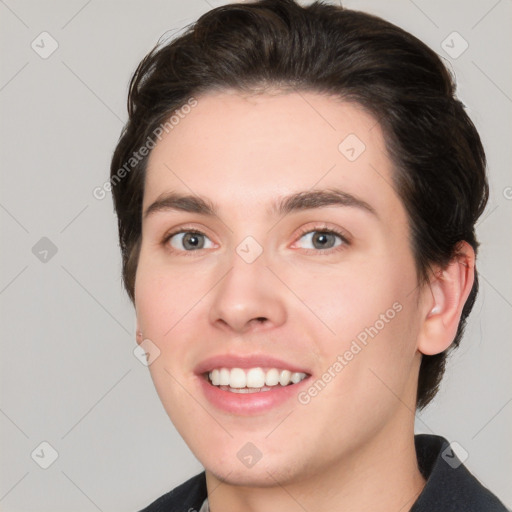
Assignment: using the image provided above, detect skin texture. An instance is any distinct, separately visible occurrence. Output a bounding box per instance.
[134,90,474,512]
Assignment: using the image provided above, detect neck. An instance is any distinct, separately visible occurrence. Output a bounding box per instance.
[206,416,425,512]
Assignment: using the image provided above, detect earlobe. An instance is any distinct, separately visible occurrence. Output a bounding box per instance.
[136,326,143,345]
[417,242,475,356]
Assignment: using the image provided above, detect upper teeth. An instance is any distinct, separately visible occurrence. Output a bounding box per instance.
[208,367,307,388]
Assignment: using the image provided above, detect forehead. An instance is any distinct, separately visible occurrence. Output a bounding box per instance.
[144,90,403,221]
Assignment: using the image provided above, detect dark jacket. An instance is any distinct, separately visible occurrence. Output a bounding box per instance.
[139,434,508,511]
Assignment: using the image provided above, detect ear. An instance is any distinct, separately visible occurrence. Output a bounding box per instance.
[135,324,143,346]
[417,242,475,356]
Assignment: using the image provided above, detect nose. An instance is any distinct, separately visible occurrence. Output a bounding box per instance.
[208,249,287,334]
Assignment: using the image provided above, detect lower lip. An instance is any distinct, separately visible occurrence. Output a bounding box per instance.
[197,375,310,415]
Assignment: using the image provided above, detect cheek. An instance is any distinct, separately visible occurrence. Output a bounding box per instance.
[134,255,218,399]
[134,261,203,423]
[295,253,420,393]
[134,254,207,337]
[289,255,413,341]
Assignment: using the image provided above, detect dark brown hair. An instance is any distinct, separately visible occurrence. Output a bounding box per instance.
[110,0,488,409]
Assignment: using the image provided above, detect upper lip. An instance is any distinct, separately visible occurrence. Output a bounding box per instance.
[194,354,311,375]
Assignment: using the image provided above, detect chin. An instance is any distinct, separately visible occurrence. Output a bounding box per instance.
[202,448,314,489]
[205,462,291,488]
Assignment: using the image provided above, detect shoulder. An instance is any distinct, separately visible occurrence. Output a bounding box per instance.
[137,472,207,512]
[412,434,508,512]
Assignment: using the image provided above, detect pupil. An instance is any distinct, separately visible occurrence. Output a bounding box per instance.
[314,232,334,249]
[184,233,203,249]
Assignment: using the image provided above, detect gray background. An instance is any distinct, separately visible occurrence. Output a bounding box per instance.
[0,0,510,510]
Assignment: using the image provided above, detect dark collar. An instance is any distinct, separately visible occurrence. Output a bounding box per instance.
[139,434,507,511]
[411,434,507,511]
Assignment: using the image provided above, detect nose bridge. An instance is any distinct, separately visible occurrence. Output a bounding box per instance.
[208,239,287,332]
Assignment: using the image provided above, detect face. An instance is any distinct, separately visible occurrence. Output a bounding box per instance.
[135,90,427,486]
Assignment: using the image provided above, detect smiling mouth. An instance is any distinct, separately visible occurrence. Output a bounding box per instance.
[205,367,310,393]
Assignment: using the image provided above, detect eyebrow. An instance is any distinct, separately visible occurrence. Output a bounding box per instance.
[143,188,377,220]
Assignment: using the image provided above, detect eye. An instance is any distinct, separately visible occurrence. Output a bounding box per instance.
[165,230,214,252]
[294,227,349,253]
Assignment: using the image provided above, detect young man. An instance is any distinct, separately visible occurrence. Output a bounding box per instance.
[110,1,508,510]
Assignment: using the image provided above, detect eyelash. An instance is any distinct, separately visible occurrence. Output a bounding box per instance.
[161,224,351,256]
[293,224,350,255]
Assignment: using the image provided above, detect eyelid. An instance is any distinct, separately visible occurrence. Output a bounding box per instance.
[289,223,352,255]
[161,224,218,254]
[162,223,214,241]
[292,222,352,244]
